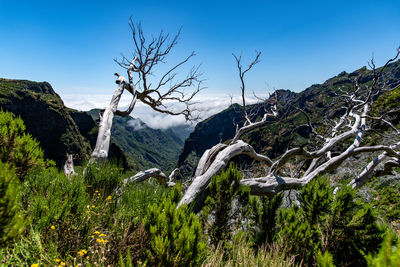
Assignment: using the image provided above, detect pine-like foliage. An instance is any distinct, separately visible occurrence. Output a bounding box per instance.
[366,229,400,266]
[201,163,250,246]
[143,184,206,266]
[248,193,283,247]
[0,162,25,246]
[0,110,46,178]
[277,176,383,266]
[316,250,335,267]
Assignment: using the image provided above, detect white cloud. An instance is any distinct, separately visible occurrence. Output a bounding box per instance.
[61,92,263,129]
[126,119,146,131]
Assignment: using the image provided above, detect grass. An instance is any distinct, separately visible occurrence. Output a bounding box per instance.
[0,161,168,266]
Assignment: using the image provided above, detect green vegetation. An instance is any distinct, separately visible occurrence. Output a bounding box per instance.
[201,163,249,246]
[0,110,399,266]
[87,109,184,173]
[277,177,384,266]
[368,175,400,226]
[202,232,296,267]
[0,110,47,178]
[367,229,400,267]
[0,79,94,166]
[0,162,25,247]
[370,86,400,116]
[248,193,283,247]
[143,184,206,266]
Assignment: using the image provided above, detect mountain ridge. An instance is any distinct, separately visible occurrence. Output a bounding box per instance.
[177,60,400,177]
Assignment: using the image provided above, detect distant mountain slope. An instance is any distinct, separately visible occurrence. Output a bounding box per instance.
[0,79,92,165]
[0,78,129,167]
[87,109,186,172]
[178,60,400,176]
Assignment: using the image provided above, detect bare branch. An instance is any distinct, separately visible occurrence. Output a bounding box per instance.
[115,19,204,121]
[178,47,400,209]
[233,51,262,124]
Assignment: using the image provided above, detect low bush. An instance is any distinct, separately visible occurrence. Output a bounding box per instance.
[248,193,283,247]
[277,176,384,266]
[201,163,250,247]
[366,228,400,266]
[0,110,47,178]
[143,184,206,266]
[84,160,124,196]
[0,162,25,247]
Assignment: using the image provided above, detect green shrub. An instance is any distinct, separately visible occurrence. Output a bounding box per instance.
[107,182,167,265]
[114,182,167,225]
[316,250,335,267]
[0,162,25,246]
[369,176,400,225]
[201,163,250,246]
[366,229,400,267]
[0,110,46,178]
[143,184,206,266]
[84,160,124,196]
[277,176,383,266]
[278,204,316,263]
[248,193,283,247]
[23,167,90,231]
[0,228,57,266]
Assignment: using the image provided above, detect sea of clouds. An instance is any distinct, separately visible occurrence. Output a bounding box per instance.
[61,92,261,130]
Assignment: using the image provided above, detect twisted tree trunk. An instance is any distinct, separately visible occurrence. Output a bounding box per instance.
[90,61,137,164]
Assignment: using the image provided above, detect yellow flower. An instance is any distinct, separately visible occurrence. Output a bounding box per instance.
[96,238,106,244]
[106,195,112,201]
[86,256,89,260]
[99,233,106,237]
[77,249,88,256]
[31,264,39,267]
[50,225,55,230]
[55,259,61,263]
[93,231,100,235]
[59,261,66,266]
[95,190,99,193]
[91,205,96,208]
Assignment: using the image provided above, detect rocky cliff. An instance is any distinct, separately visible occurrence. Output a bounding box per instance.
[0,79,129,167]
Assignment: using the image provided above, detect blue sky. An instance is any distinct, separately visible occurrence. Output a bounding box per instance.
[0,0,399,127]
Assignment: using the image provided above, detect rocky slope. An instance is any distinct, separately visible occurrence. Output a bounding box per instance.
[177,60,400,177]
[0,79,92,166]
[0,79,129,167]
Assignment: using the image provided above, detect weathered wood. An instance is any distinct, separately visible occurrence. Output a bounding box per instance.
[178,47,400,209]
[63,154,76,177]
[177,140,272,208]
[90,61,137,163]
[116,167,181,197]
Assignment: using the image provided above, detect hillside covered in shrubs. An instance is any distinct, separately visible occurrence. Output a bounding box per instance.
[0,110,399,266]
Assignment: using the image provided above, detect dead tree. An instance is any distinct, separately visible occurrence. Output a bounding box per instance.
[90,18,202,164]
[177,47,400,208]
